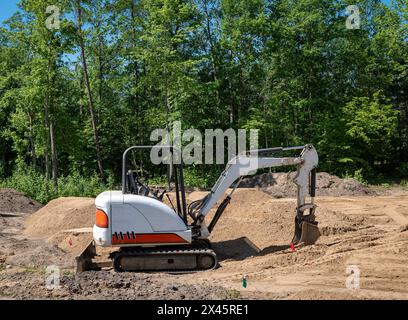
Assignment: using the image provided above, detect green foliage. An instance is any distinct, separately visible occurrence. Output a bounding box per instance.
[0,0,407,201]
[226,289,241,299]
[353,169,367,185]
[183,166,220,189]
[397,163,408,177]
[343,93,399,159]
[0,165,116,204]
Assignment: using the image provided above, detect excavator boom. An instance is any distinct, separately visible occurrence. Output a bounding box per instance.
[189,144,320,244]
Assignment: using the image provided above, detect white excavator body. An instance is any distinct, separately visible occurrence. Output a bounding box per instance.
[77,144,320,272]
[93,191,192,248]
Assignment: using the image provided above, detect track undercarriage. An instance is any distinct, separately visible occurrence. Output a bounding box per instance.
[76,240,218,273]
[112,247,217,272]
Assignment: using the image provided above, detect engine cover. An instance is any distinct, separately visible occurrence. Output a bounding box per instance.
[93,191,192,247]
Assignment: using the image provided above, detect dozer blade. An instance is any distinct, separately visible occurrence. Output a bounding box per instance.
[76,240,97,272]
[292,220,321,245]
[75,241,111,272]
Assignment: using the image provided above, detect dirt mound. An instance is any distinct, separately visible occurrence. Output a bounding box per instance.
[20,189,370,268]
[24,197,94,239]
[0,189,42,214]
[46,228,96,259]
[187,189,368,259]
[5,242,73,269]
[239,172,374,197]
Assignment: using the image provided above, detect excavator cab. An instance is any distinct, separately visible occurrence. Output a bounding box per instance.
[123,146,189,224]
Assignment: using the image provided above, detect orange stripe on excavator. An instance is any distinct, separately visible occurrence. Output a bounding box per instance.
[112,233,188,245]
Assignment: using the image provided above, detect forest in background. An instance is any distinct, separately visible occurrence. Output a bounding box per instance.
[0,0,407,203]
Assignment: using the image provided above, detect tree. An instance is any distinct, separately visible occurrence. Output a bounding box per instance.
[74,0,105,181]
[0,0,407,191]
[343,92,399,171]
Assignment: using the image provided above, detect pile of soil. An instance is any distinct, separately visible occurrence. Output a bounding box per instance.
[0,189,42,214]
[239,172,374,197]
[4,241,73,269]
[188,189,368,260]
[47,228,94,257]
[0,191,74,269]
[23,182,370,248]
[24,197,94,239]
[20,185,370,266]
[23,198,95,258]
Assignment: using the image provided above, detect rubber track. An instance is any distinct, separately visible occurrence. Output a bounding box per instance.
[112,248,218,273]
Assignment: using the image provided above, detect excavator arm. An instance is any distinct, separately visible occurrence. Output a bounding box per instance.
[190,144,320,245]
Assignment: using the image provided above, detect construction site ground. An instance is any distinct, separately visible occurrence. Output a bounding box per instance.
[1,173,408,300]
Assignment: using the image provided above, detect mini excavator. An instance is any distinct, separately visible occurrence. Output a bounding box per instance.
[77,144,320,272]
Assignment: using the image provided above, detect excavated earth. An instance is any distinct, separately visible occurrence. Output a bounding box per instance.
[1,173,408,300]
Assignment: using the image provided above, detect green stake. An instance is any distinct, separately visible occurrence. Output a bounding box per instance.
[242,277,247,288]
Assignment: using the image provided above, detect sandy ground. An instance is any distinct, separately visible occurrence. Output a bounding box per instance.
[191,195,408,300]
[1,182,408,300]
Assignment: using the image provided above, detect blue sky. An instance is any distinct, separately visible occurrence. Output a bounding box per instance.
[0,1,20,23]
[0,0,393,23]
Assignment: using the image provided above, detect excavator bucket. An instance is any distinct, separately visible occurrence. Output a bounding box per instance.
[292,220,321,245]
[298,221,320,245]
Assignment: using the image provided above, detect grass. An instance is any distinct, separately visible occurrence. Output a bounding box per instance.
[62,270,75,277]
[24,266,41,274]
[401,180,408,187]
[2,163,407,205]
[364,176,408,188]
[0,288,12,298]
[226,289,241,299]
[0,165,116,204]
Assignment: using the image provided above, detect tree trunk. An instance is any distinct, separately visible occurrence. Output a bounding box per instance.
[76,0,105,180]
[44,57,52,182]
[50,121,58,187]
[28,111,36,169]
[78,65,84,116]
[130,0,142,144]
[97,18,104,122]
[48,51,58,188]
[203,0,218,81]
[163,67,170,131]
[98,48,103,122]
